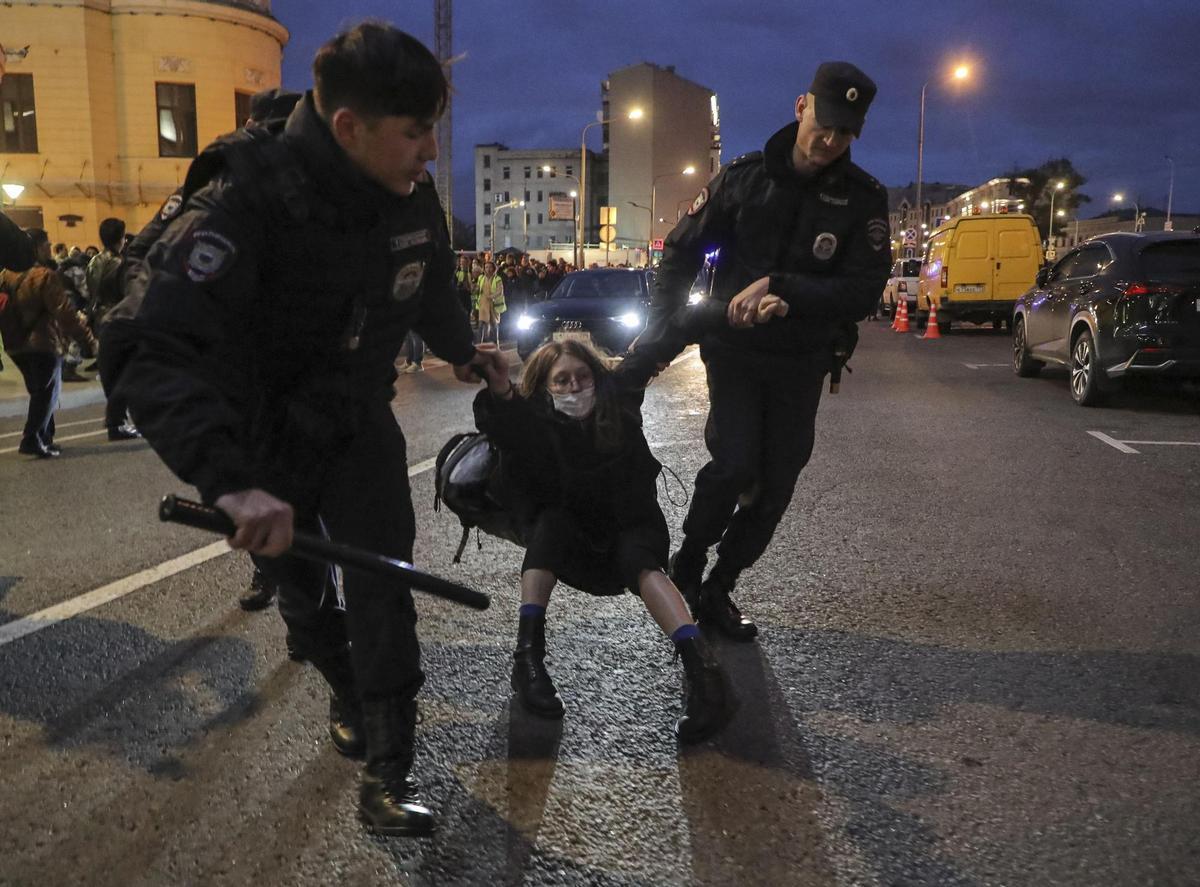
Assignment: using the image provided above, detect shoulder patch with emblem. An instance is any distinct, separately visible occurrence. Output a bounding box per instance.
[687,188,710,217]
[185,230,238,283]
[866,218,889,252]
[160,193,183,221]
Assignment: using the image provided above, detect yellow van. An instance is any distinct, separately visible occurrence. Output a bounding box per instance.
[918,213,1041,332]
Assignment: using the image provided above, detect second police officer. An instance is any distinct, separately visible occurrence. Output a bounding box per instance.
[637,61,892,640]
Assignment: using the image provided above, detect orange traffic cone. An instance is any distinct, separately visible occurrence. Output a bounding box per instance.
[922,302,942,339]
[894,298,910,333]
[889,299,899,330]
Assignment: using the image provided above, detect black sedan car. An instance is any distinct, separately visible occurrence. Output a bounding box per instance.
[512,268,655,360]
[1012,231,1200,405]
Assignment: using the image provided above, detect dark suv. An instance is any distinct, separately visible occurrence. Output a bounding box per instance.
[512,268,654,360]
[1012,232,1200,405]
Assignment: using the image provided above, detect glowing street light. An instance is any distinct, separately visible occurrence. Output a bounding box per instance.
[649,165,696,258]
[1,182,24,202]
[916,62,974,231]
[579,108,643,267]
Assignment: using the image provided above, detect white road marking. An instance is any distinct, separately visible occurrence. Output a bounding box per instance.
[0,418,103,440]
[1121,440,1200,447]
[0,457,441,649]
[964,363,1009,369]
[1087,431,1140,454]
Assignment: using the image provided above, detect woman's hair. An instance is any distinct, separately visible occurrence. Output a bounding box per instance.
[519,340,624,451]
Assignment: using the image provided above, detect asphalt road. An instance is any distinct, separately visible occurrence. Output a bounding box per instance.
[1,323,1198,886]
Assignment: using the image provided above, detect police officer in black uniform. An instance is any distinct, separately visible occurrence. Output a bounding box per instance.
[117,23,503,836]
[637,62,891,641]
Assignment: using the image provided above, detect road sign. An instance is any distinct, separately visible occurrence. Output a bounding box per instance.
[904,228,917,245]
[599,225,616,244]
[600,206,617,225]
[651,238,664,250]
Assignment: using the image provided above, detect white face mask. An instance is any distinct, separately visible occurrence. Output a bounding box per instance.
[550,384,595,419]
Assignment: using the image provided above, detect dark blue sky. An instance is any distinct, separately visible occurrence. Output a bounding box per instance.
[276,0,1200,225]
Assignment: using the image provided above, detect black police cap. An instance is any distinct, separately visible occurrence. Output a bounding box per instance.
[809,61,877,137]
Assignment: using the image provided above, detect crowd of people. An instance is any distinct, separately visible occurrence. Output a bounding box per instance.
[0,213,141,457]
[2,21,887,844]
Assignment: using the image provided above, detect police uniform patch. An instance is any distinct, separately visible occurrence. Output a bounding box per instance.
[867,218,889,252]
[390,230,431,252]
[813,232,838,261]
[185,230,237,283]
[687,188,710,216]
[818,192,849,206]
[392,260,426,302]
[161,193,183,221]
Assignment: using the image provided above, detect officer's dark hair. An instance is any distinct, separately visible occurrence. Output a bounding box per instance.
[519,339,625,453]
[312,21,448,123]
[98,217,126,253]
[27,228,49,248]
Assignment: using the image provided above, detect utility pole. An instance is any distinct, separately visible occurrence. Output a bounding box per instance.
[433,0,453,237]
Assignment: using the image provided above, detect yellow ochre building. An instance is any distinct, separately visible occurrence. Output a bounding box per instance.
[1,0,287,245]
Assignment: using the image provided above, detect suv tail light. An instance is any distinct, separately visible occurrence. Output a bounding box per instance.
[940,267,949,288]
[1123,281,1184,296]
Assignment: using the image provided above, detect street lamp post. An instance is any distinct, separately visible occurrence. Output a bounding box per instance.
[579,108,642,269]
[1165,156,1175,230]
[648,165,695,260]
[490,198,524,256]
[1046,180,1065,252]
[916,64,971,232]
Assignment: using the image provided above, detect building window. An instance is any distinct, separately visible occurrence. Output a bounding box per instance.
[537,213,543,224]
[234,91,253,129]
[566,165,574,176]
[483,177,491,192]
[483,155,491,169]
[483,224,491,237]
[502,166,510,180]
[537,190,543,202]
[156,82,198,157]
[0,73,39,154]
[523,166,531,178]
[483,203,491,216]
[524,190,530,202]
[536,167,544,179]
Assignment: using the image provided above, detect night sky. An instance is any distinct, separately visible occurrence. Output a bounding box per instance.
[275,0,1200,225]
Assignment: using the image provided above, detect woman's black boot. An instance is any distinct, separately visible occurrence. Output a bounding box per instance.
[674,635,735,743]
[511,614,565,718]
[358,697,434,837]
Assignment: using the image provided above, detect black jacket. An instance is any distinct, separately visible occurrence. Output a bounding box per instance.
[648,122,891,358]
[120,93,476,503]
[472,362,663,538]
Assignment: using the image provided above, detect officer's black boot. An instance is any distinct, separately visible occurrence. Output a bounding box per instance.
[668,541,707,616]
[674,635,735,743]
[239,568,277,611]
[358,697,434,837]
[511,614,565,719]
[697,563,759,642]
[297,642,365,759]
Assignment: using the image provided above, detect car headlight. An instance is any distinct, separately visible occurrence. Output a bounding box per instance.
[618,312,642,328]
[687,291,703,305]
[516,315,535,331]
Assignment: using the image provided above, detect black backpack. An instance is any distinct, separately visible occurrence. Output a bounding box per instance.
[434,432,525,562]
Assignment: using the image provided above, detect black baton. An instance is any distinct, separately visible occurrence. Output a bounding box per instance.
[159,494,490,611]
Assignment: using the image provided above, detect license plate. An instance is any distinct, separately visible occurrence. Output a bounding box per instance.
[553,330,592,345]
[955,284,985,294]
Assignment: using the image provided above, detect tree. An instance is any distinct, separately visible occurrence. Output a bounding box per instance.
[1009,158,1092,241]
[451,216,476,251]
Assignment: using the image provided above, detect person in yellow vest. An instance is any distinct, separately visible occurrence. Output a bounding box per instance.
[474,260,506,345]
